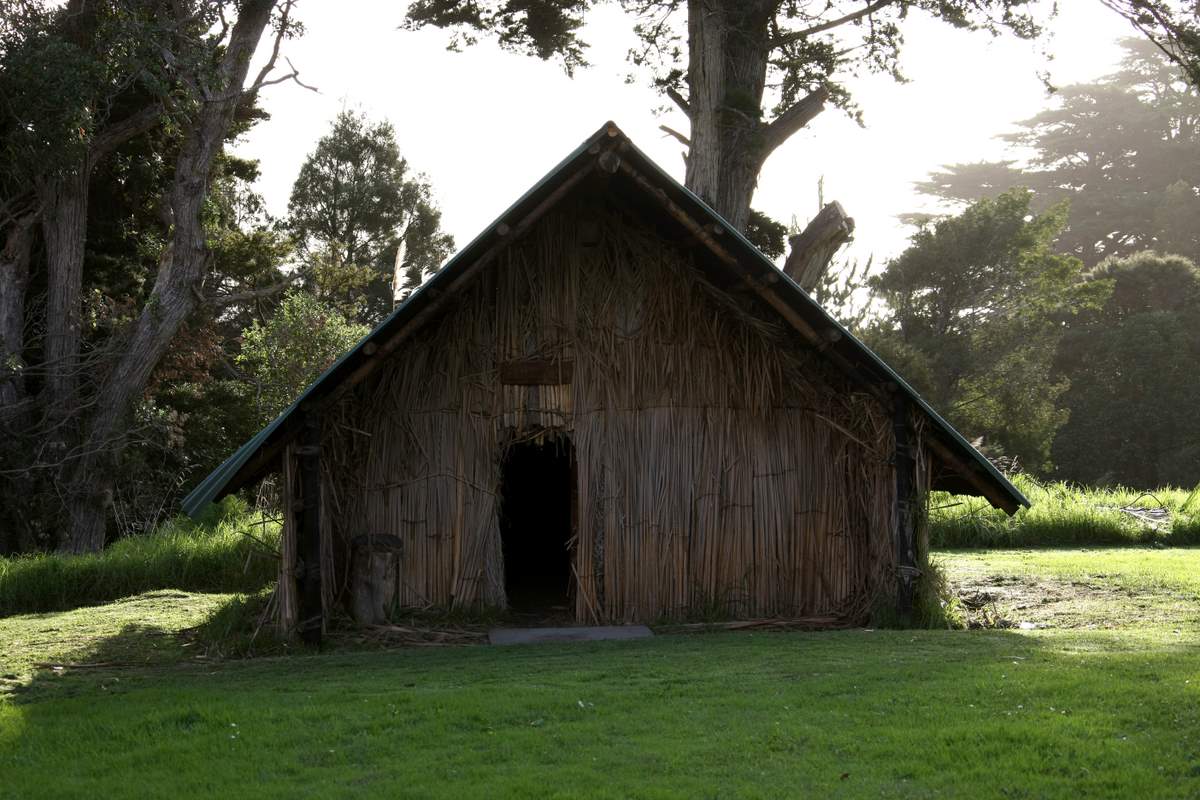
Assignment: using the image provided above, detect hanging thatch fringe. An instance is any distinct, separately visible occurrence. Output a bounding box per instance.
[277,198,926,627]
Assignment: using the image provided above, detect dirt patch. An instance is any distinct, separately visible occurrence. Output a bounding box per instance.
[952,573,1188,630]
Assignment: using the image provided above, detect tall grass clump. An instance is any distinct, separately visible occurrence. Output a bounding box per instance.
[869,555,965,630]
[931,474,1200,549]
[0,497,279,616]
[192,587,291,659]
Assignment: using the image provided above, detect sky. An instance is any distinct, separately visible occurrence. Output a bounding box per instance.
[234,1,1136,269]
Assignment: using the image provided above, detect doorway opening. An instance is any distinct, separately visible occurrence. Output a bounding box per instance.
[499,434,576,616]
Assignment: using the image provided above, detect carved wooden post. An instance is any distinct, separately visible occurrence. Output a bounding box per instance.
[892,395,917,620]
[296,409,323,645]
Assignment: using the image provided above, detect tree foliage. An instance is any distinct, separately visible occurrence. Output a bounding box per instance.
[862,190,1098,472]
[1098,0,1200,86]
[916,39,1200,266]
[236,290,368,425]
[405,1,1045,232]
[1052,251,1200,489]
[0,0,297,553]
[287,110,454,325]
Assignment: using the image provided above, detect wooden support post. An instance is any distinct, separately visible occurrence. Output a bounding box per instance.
[892,395,917,621]
[296,410,323,645]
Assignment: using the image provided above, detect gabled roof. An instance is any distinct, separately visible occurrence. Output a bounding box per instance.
[183,121,1028,518]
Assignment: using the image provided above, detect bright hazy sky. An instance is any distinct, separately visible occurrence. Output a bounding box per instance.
[235,1,1136,268]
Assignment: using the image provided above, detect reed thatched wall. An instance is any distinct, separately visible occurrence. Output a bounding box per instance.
[281,197,930,626]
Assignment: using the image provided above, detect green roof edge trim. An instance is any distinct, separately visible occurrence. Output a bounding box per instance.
[182,121,1027,518]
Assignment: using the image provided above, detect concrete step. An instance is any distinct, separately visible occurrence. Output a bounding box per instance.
[488,625,654,645]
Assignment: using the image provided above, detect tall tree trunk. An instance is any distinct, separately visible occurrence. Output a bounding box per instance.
[0,206,37,416]
[60,0,278,553]
[683,0,771,232]
[32,0,101,454]
[37,170,89,427]
[0,207,38,555]
[681,0,829,233]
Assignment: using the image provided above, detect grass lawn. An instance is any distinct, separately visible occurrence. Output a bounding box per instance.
[2,551,1199,798]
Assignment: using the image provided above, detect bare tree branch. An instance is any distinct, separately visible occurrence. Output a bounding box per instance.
[248,56,319,94]
[1098,0,1200,83]
[773,0,897,47]
[206,275,297,309]
[248,0,293,90]
[666,85,690,114]
[762,87,830,157]
[88,104,164,165]
[659,124,691,147]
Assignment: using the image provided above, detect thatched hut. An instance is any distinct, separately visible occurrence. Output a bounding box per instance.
[184,122,1026,640]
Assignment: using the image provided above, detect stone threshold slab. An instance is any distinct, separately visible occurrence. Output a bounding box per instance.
[488,625,654,645]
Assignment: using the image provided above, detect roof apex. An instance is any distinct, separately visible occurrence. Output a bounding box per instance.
[182,121,1028,517]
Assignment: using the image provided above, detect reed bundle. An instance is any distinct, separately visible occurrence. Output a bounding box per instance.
[276,198,926,630]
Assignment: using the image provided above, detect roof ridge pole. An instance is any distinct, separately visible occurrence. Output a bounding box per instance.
[296,408,324,645]
[893,394,917,623]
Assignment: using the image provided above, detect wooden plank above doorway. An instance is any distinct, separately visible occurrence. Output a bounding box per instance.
[499,358,574,385]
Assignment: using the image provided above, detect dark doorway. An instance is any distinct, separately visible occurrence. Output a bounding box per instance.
[499,435,576,615]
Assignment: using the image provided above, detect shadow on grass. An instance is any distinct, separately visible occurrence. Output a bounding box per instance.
[1,589,284,705]
[3,620,206,705]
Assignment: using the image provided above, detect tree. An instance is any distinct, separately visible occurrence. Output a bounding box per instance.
[862,190,1098,472]
[287,111,454,326]
[916,39,1200,267]
[404,1,1045,235]
[1098,0,1200,86]
[108,157,296,539]
[236,290,368,425]
[1052,251,1200,489]
[0,0,303,553]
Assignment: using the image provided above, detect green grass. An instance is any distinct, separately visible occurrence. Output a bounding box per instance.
[930,474,1200,548]
[1,549,1199,798]
[942,548,1200,599]
[0,498,279,617]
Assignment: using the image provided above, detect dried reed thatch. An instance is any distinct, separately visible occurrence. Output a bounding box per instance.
[277,197,928,629]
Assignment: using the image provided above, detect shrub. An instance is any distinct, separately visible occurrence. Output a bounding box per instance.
[0,497,279,617]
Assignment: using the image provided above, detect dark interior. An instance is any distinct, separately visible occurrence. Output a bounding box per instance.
[499,436,575,614]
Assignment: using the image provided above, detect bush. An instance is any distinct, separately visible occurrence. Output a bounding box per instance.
[0,497,279,617]
[930,474,1200,549]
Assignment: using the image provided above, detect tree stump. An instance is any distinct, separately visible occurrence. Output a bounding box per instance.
[349,534,404,625]
[783,202,854,292]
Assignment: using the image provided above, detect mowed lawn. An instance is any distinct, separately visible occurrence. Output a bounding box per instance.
[1,551,1199,799]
